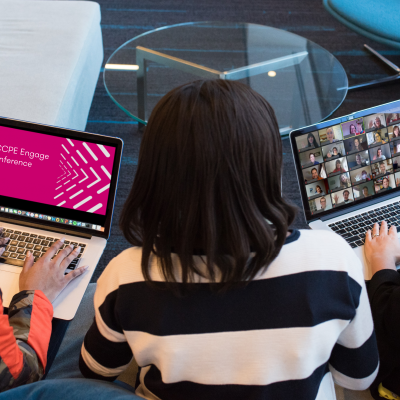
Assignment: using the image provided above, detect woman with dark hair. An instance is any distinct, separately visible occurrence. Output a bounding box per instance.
[79,80,378,399]
[326,146,342,159]
[372,131,387,145]
[315,185,323,194]
[352,137,361,152]
[392,125,400,139]
[332,159,346,174]
[374,148,387,161]
[306,132,317,148]
[332,146,342,157]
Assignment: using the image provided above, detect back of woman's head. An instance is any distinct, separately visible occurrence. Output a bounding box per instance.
[120,79,296,289]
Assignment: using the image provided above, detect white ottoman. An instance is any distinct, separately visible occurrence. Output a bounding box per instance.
[0,0,103,131]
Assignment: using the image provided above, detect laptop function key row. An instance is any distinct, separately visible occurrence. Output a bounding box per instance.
[328,201,400,248]
[0,229,85,273]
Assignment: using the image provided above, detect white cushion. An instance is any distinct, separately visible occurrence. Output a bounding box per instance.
[0,0,103,130]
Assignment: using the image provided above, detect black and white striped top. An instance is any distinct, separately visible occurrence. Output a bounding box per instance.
[80,229,379,400]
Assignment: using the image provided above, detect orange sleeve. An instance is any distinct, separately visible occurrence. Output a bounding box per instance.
[0,289,53,392]
[0,294,24,379]
[26,290,53,370]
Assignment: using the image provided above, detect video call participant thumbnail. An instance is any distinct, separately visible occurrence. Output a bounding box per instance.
[344,134,368,155]
[353,181,375,200]
[392,155,400,171]
[366,128,388,147]
[325,157,348,177]
[347,150,369,170]
[374,174,395,193]
[332,188,354,206]
[370,143,391,162]
[305,180,329,199]
[349,166,372,185]
[299,150,323,168]
[295,131,320,152]
[365,113,386,132]
[395,171,400,187]
[328,172,351,193]
[388,125,400,141]
[341,118,364,139]
[322,142,345,161]
[386,112,400,126]
[309,195,332,214]
[319,125,343,146]
[302,164,326,184]
[371,160,393,179]
[392,139,400,157]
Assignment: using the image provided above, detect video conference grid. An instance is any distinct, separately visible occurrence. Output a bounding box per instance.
[295,110,400,215]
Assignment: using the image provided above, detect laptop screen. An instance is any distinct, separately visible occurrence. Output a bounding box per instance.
[291,102,400,220]
[0,123,121,234]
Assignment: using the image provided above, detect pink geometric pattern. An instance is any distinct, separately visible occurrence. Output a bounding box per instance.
[53,138,115,215]
[0,125,116,216]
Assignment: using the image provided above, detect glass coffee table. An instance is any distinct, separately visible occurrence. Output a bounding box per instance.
[104,22,348,136]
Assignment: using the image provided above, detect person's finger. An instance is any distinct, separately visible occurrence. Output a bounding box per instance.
[52,244,74,265]
[372,223,380,237]
[43,238,65,261]
[22,251,35,273]
[63,265,89,284]
[365,229,372,242]
[380,220,388,237]
[0,237,9,247]
[389,225,397,237]
[59,246,80,270]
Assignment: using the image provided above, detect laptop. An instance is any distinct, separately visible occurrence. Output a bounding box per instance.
[290,99,400,280]
[0,117,123,319]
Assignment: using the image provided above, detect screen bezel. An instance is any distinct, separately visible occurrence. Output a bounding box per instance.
[290,99,400,223]
[0,117,123,239]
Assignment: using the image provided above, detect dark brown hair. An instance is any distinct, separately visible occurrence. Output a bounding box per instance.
[120,79,296,290]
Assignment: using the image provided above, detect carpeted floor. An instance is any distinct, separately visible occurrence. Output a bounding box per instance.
[85,0,400,282]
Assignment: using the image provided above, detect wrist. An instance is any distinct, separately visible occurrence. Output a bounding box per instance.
[369,254,396,273]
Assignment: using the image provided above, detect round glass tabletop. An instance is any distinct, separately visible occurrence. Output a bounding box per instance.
[104,22,348,135]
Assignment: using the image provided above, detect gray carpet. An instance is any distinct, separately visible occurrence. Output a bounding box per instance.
[86,0,400,282]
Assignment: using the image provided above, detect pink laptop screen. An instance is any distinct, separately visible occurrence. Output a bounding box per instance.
[0,126,116,216]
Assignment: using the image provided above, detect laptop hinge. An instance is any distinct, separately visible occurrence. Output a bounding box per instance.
[0,216,92,239]
[320,190,400,222]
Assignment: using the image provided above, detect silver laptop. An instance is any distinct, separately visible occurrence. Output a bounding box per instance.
[0,117,123,319]
[290,99,400,280]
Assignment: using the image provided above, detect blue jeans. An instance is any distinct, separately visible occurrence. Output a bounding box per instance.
[0,379,141,399]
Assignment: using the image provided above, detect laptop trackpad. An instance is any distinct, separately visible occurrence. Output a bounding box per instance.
[0,269,21,308]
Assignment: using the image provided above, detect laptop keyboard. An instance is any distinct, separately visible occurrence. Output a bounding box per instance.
[328,201,400,248]
[1,229,85,274]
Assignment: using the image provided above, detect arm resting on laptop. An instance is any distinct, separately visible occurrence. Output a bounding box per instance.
[0,289,53,392]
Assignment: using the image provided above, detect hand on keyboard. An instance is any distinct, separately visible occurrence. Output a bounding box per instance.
[19,238,89,303]
[364,221,400,277]
[0,228,10,256]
